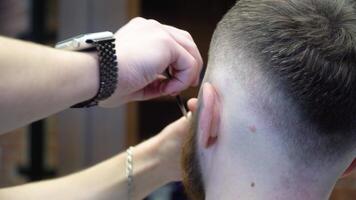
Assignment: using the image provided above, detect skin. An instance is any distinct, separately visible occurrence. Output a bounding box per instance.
[0,17,203,134]
[181,0,356,197]
[0,115,192,200]
[183,81,356,200]
[0,17,203,199]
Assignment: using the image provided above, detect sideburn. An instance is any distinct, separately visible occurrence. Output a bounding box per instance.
[181,111,206,200]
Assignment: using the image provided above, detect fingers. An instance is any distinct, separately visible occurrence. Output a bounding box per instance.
[163,25,203,86]
[161,42,199,94]
[115,18,203,102]
[146,20,202,94]
[129,75,168,101]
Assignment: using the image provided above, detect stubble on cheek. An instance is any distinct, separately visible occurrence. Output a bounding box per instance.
[181,115,205,200]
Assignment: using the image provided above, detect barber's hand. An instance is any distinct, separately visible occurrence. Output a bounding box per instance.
[100,17,203,107]
[152,98,199,182]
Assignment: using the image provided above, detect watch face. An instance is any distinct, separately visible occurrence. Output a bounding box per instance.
[56,34,85,47]
[55,31,113,51]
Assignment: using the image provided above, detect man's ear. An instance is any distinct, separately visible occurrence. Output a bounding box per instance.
[342,159,356,177]
[198,83,220,149]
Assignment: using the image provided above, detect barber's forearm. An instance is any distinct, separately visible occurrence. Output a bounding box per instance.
[0,36,98,133]
[130,135,174,200]
[0,135,173,200]
[65,136,171,200]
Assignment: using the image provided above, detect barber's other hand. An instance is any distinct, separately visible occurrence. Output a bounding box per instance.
[152,98,198,182]
[100,17,203,107]
[154,114,192,182]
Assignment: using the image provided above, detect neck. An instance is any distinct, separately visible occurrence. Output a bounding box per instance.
[200,73,352,200]
[205,159,338,200]
[201,108,343,200]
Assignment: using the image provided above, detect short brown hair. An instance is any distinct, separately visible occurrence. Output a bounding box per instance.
[218,0,356,132]
[183,0,356,199]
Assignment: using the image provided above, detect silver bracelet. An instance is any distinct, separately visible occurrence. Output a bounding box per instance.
[126,147,134,200]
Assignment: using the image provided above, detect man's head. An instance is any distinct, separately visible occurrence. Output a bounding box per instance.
[182,0,356,199]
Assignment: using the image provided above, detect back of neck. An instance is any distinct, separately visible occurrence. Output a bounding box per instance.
[205,163,338,200]
[203,127,342,200]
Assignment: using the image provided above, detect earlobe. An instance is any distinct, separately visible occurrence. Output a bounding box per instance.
[198,83,220,148]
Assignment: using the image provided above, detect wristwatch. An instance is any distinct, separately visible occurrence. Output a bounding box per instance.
[55,31,118,108]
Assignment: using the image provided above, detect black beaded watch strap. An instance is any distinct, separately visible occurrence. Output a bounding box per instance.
[72,38,118,108]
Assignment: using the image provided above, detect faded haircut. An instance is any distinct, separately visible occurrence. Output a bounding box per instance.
[210,0,356,150]
[230,0,356,128]
[183,0,356,199]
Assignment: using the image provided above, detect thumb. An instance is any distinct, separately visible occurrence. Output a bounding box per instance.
[188,98,198,113]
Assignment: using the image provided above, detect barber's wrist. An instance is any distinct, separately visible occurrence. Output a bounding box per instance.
[128,136,171,200]
[152,134,181,183]
[55,49,100,108]
[99,44,136,108]
[144,136,173,184]
[72,51,99,104]
[98,50,126,107]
